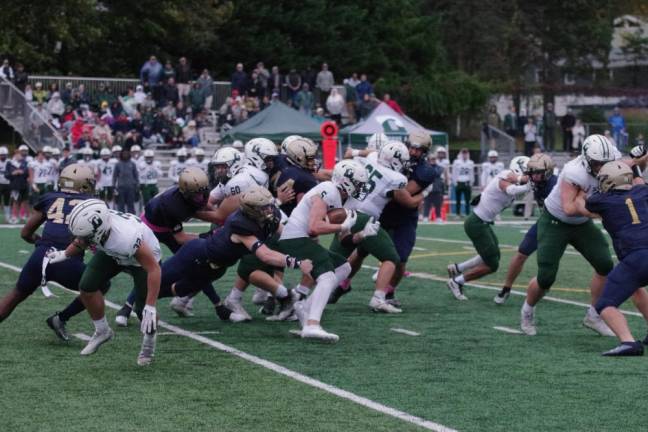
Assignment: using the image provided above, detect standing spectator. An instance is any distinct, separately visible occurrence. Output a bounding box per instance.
[0,59,14,81]
[197,69,214,110]
[571,118,586,152]
[344,78,358,124]
[608,107,626,149]
[140,56,164,101]
[285,69,302,106]
[6,149,29,224]
[256,62,270,91]
[133,84,147,105]
[383,93,403,114]
[604,129,616,147]
[231,63,249,95]
[161,77,179,107]
[421,153,445,223]
[295,83,314,116]
[0,147,10,222]
[13,63,27,92]
[561,108,576,151]
[315,63,334,110]
[302,65,317,90]
[355,74,373,100]
[326,88,345,124]
[484,104,500,149]
[189,82,205,113]
[61,82,73,106]
[542,103,557,151]
[175,56,192,103]
[348,72,360,87]
[451,148,474,217]
[113,149,139,214]
[162,60,176,82]
[503,106,517,137]
[248,71,265,99]
[268,66,283,99]
[523,117,537,156]
[77,84,91,106]
[359,93,378,119]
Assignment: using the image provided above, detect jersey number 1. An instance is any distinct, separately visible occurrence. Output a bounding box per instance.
[625,198,641,225]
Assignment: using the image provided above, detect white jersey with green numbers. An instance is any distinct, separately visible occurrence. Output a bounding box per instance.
[30,159,56,185]
[281,181,342,240]
[544,154,620,225]
[473,169,526,222]
[98,210,161,267]
[480,161,505,188]
[224,165,268,198]
[345,159,406,219]
[138,160,162,185]
[94,158,117,189]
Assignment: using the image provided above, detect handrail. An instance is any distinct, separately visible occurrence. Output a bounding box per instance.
[480,124,515,159]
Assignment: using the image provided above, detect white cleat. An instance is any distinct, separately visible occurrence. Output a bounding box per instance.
[493,288,511,305]
[80,328,114,356]
[447,278,468,301]
[301,325,339,343]
[115,315,129,327]
[520,308,537,336]
[369,296,402,313]
[252,288,270,305]
[137,333,157,366]
[228,312,249,323]
[583,309,615,337]
[170,296,194,317]
[447,263,461,278]
[224,296,252,322]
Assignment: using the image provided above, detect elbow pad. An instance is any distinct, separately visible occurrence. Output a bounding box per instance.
[505,183,530,196]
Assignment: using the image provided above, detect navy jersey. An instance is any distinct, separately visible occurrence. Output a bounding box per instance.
[277,165,318,216]
[204,209,275,267]
[34,191,92,249]
[586,185,648,260]
[144,186,201,233]
[274,154,290,172]
[380,160,439,227]
[533,174,558,208]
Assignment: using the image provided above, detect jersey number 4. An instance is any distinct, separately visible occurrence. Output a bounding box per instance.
[47,198,83,224]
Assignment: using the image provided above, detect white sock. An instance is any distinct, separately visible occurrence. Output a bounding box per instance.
[457,255,484,273]
[307,272,337,323]
[334,262,352,283]
[373,290,386,300]
[93,317,109,333]
[295,284,311,297]
[454,274,466,285]
[522,301,535,314]
[587,305,598,318]
[229,287,243,302]
[275,284,288,299]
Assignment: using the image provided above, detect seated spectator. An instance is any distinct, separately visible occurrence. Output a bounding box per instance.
[46,83,59,100]
[61,82,73,105]
[183,120,199,147]
[46,92,65,118]
[161,100,176,123]
[33,82,47,104]
[383,93,403,114]
[356,74,373,100]
[161,77,179,107]
[14,64,28,92]
[189,82,205,113]
[133,84,147,105]
[23,84,33,103]
[92,118,113,146]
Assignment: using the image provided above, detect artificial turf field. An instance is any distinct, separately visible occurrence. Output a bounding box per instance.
[1,220,646,432]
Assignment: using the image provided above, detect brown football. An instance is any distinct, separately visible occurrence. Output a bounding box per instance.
[326,208,347,224]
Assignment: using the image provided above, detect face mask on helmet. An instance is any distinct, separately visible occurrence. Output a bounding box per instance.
[178,156,186,162]
[213,163,230,183]
[263,155,275,172]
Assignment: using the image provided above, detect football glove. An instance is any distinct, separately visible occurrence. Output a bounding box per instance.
[358,217,380,240]
[630,145,646,159]
[140,305,157,334]
[46,249,69,264]
[339,209,357,234]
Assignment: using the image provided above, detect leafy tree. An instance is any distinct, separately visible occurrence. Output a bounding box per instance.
[620,29,648,86]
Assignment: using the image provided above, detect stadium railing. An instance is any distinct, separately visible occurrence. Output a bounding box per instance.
[480,124,516,158]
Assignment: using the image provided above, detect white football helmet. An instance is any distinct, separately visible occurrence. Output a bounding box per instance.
[51,147,61,157]
[378,141,410,173]
[509,156,530,176]
[43,146,53,154]
[367,133,389,151]
[68,199,112,244]
[111,145,122,154]
[80,147,93,159]
[0,146,9,156]
[332,160,368,199]
[143,149,155,159]
[212,147,245,179]
[487,150,498,159]
[131,145,142,153]
[176,148,188,160]
[99,148,111,157]
[193,148,205,156]
[281,135,302,154]
[582,134,617,175]
[286,138,318,170]
[245,138,278,171]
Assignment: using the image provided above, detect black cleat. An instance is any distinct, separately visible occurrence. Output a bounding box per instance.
[46,313,69,341]
[385,291,401,308]
[215,304,233,321]
[259,296,276,315]
[602,341,644,357]
[328,285,352,304]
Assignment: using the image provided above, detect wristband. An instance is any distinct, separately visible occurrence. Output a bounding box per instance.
[351,149,360,157]
[250,240,263,253]
[632,165,642,179]
[285,256,302,269]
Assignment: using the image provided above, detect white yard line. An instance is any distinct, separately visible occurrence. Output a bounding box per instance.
[156,330,220,336]
[0,260,456,432]
[390,328,421,337]
[412,246,427,251]
[492,326,523,335]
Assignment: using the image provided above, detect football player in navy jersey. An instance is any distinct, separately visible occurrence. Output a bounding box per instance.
[158,187,312,303]
[585,161,648,356]
[379,131,437,306]
[276,137,319,216]
[114,167,233,325]
[0,164,99,341]
[494,153,558,304]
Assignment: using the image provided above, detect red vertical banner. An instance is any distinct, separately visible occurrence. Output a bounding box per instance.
[320,121,339,170]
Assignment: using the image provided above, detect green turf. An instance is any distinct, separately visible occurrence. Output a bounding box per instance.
[0,222,646,432]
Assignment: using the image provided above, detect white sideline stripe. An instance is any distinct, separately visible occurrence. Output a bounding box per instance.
[360,264,643,318]
[412,246,427,251]
[493,326,523,335]
[18,250,29,254]
[390,328,420,336]
[157,330,220,336]
[0,260,456,432]
[73,332,91,341]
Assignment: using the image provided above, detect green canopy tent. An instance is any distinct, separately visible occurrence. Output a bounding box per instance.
[341,102,449,148]
[221,102,323,144]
